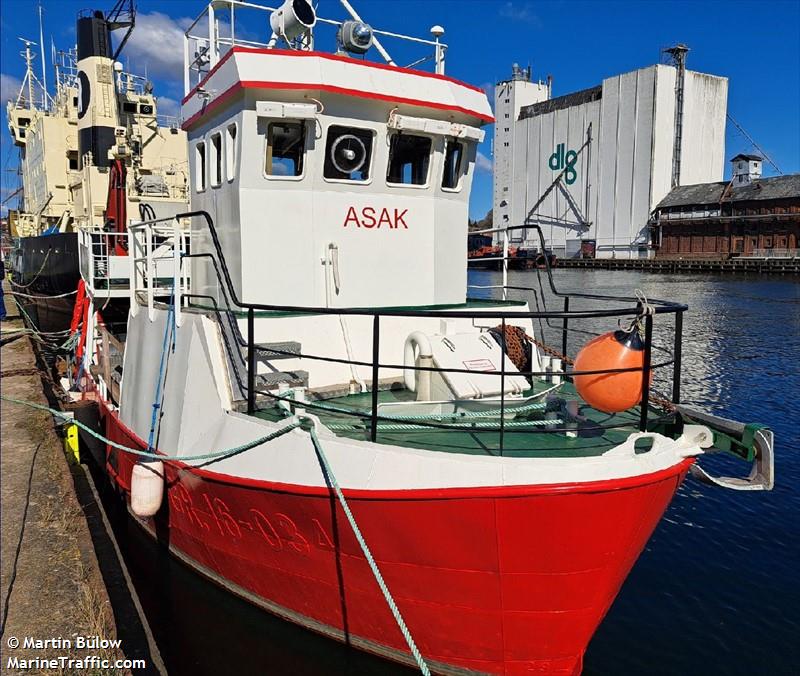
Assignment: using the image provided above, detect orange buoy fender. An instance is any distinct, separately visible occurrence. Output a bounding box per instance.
[573,330,650,413]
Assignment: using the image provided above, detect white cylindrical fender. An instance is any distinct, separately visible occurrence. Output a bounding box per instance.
[130,460,165,518]
[403,331,433,400]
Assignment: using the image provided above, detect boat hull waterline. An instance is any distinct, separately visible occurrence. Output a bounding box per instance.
[100,404,692,676]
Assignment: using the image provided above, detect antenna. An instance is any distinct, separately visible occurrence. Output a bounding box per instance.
[12,37,52,112]
[18,38,37,109]
[38,1,47,108]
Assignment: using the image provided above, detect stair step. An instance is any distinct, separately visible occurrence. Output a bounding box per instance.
[255,341,302,360]
[256,370,309,389]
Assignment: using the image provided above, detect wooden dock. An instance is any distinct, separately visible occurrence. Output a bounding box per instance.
[557,257,800,274]
[0,278,162,673]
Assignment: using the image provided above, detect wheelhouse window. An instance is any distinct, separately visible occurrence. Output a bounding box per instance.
[195,141,206,192]
[386,133,431,186]
[210,132,222,187]
[442,140,465,190]
[226,123,237,182]
[265,121,306,177]
[324,126,373,182]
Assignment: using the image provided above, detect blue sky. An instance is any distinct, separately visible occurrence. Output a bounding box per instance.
[2,0,799,219]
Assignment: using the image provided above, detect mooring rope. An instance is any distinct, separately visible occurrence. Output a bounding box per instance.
[2,395,430,674]
[0,396,301,465]
[9,249,51,290]
[325,418,563,432]
[8,288,78,299]
[304,420,431,675]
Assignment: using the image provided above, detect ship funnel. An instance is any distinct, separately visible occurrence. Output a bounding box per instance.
[270,0,316,42]
[77,11,112,59]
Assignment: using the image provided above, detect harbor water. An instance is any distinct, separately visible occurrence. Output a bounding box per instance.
[101,269,799,675]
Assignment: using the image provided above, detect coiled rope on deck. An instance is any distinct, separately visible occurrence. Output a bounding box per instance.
[304,419,431,676]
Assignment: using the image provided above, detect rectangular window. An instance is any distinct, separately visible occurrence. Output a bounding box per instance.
[441,140,465,190]
[324,126,373,181]
[226,123,237,182]
[265,121,306,177]
[387,133,432,186]
[195,141,206,192]
[210,132,222,187]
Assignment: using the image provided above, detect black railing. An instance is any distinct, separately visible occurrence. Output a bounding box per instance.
[169,211,687,452]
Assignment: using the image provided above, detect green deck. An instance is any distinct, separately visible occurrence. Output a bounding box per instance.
[253,381,653,458]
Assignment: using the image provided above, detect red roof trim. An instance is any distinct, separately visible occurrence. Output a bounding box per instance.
[182,80,494,130]
[182,46,488,107]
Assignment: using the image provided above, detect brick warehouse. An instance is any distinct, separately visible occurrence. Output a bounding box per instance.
[651,155,800,259]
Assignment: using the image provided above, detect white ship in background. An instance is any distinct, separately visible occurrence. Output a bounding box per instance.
[5,0,188,332]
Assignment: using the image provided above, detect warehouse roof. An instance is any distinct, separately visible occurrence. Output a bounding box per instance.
[730,153,762,162]
[656,174,800,209]
[519,85,602,119]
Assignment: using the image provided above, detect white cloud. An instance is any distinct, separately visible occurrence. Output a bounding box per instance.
[156,96,180,118]
[476,151,492,174]
[124,12,193,87]
[1,73,23,105]
[499,2,542,27]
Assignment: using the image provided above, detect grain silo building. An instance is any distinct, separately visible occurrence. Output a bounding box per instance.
[493,49,728,259]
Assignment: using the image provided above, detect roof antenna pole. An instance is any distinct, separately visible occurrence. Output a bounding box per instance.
[339,0,395,65]
[38,2,47,109]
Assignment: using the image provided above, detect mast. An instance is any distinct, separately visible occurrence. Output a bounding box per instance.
[23,39,35,109]
[38,2,47,109]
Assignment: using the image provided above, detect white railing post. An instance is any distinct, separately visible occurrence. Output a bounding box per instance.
[129,226,139,317]
[230,2,236,47]
[173,217,182,328]
[208,3,219,68]
[183,32,190,95]
[435,41,446,74]
[146,225,154,321]
[502,228,509,301]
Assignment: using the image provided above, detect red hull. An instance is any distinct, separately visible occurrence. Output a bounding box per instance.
[101,406,691,675]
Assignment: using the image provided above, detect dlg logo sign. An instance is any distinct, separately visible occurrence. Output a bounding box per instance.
[549,143,578,185]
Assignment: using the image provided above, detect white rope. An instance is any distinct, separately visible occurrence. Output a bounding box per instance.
[9,288,78,299]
